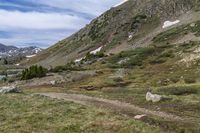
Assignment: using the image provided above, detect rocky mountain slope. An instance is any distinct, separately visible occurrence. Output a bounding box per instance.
[23,0,200,67]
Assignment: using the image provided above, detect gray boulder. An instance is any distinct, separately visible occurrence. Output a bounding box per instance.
[0,86,21,93]
[146,92,162,102]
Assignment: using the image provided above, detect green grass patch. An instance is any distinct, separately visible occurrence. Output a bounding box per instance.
[0,94,166,133]
[107,47,157,68]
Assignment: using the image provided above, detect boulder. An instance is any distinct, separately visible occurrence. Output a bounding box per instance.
[0,86,21,93]
[50,80,56,85]
[134,114,147,120]
[146,92,162,102]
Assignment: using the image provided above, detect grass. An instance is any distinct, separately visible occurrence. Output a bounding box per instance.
[106,47,157,68]
[69,84,200,132]
[21,83,200,132]
[0,93,167,133]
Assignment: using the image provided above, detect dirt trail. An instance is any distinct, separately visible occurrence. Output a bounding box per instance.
[37,93,184,121]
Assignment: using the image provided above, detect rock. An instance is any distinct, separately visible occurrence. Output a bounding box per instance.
[146,92,162,102]
[80,86,101,91]
[50,80,56,85]
[0,86,21,93]
[134,114,147,119]
[190,23,196,27]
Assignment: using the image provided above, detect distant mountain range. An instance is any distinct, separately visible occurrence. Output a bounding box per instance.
[0,43,42,58]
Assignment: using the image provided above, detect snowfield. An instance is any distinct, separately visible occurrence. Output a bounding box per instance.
[162,20,180,28]
[75,57,84,63]
[26,54,36,58]
[90,46,103,54]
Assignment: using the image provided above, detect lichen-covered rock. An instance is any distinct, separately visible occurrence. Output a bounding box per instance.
[146,92,162,102]
[0,86,21,93]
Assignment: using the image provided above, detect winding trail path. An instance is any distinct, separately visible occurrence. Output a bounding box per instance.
[37,93,185,121]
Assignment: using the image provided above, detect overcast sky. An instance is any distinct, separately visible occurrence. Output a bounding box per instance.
[0,0,123,48]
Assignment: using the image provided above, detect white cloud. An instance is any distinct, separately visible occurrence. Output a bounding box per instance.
[0,9,89,30]
[29,0,122,16]
[113,0,129,7]
[0,0,124,48]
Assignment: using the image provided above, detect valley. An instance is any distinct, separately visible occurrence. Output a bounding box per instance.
[1,0,200,133]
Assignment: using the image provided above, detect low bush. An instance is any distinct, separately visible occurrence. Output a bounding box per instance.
[83,52,105,62]
[107,47,156,68]
[170,76,180,83]
[157,86,198,95]
[184,78,196,84]
[50,62,81,72]
[149,58,167,64]
[159,50,175,58]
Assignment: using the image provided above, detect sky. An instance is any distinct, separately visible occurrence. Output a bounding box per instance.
[0,0,123,48]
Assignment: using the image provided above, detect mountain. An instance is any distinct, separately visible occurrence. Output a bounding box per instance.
[23,0,200,67]
[0,43,17,53]
[2,1,200,132]
[0,44,42,58]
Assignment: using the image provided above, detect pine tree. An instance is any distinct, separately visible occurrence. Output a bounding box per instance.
[21,65,47,80]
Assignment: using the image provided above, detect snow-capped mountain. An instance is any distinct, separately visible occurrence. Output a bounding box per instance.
[0,43,42,57]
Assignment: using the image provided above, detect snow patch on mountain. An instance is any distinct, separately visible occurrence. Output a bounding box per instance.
[162,20,180,28]
[90,46,103,54]
[34,47,42,53]
[26,54,36,58]
[75,57,84,63]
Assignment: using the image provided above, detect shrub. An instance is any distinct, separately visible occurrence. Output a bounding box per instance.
[83,52,105,62]
[21,65,47,80]
[170,76,180,83]
[159,50,175,58]
[157,86,198,95]
[184,78,196,84]
[131,14,147,30]
[149,58,167,64]
[108,47,156,68]
[50,62,80,72]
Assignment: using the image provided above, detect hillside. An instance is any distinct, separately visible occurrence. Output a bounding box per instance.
[2,0,200,132]
[23,0,200,67]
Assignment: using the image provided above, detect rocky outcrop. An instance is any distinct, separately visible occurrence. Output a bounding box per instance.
[0,86,21,93]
